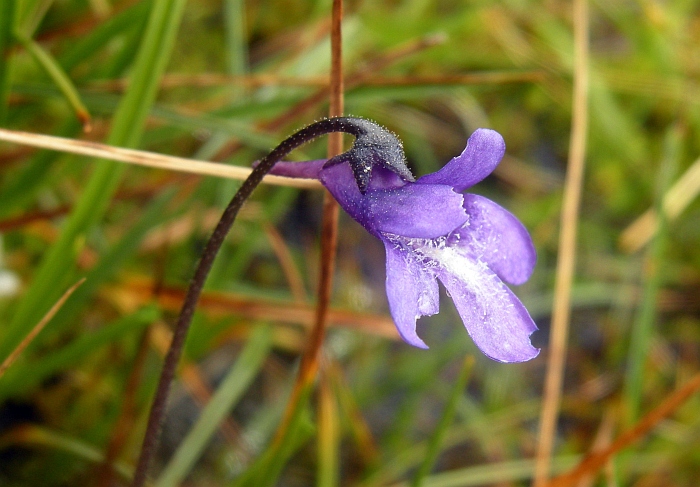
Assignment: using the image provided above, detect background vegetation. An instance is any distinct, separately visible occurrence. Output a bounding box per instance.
[1,0,700,485]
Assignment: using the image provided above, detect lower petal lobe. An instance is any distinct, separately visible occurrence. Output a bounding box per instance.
[383,241,439,349]
[454,194,536,286]
[435,250,539,363]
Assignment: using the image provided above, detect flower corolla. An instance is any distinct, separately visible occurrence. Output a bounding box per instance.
[271,126,539,363]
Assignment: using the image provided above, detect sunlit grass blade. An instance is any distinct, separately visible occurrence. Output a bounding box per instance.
[408,456,581,487]
[411,356,474,487]
[154,325,273,487]
[0,127,321,188]
[0,0,187,363]
[619,154,700,253]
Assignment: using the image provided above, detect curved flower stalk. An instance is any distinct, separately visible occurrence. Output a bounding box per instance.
[271,124,539,363]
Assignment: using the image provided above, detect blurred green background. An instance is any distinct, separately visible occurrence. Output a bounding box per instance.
[1,0,700,485]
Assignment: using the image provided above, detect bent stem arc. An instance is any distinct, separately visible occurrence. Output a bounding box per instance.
[130,117,409,487]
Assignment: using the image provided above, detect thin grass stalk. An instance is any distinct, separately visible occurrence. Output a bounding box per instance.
[533,1,590,485]
[315,5,344,484]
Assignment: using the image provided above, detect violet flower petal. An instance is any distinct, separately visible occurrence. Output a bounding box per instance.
[320,163,468,239]
[435,256,539,363]
[454,194,536,286]
[384,242,439,349]
[417,129,505,191]
[366,185,467,239]
[267,159,326,179]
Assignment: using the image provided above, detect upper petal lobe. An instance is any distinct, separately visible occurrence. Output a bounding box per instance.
[417,129,505,191]
[320,163,468,239]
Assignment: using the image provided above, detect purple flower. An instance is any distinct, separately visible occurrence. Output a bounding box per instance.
[271,128,539,363]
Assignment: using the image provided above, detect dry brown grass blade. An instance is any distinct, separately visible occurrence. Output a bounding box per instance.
[262,222,308,303]
[546,370,700,487]
[533,0,590,485]
[0,127,321,190]
[574,410,615,487]
[0,278,86,378]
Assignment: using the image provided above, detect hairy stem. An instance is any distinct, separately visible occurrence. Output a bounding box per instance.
[130,117,373,487]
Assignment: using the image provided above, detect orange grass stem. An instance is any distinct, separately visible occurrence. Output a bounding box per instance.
[0,278,85,378]
[546,370,700,487]
[271,0,344,447]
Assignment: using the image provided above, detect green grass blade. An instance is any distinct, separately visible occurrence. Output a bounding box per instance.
[0,306,159,400]
[0,0,188,363]
[154,325,273,487]
[43,189,176,335]
[58,1,152,72]
[0,424,134,481]
[411,356,475,487]
[223,0,248,78]
[0,119,80,218]
[14,30,91,127]
[0,0,17,124]
[624,124,682,423]
[232,383,315,487]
